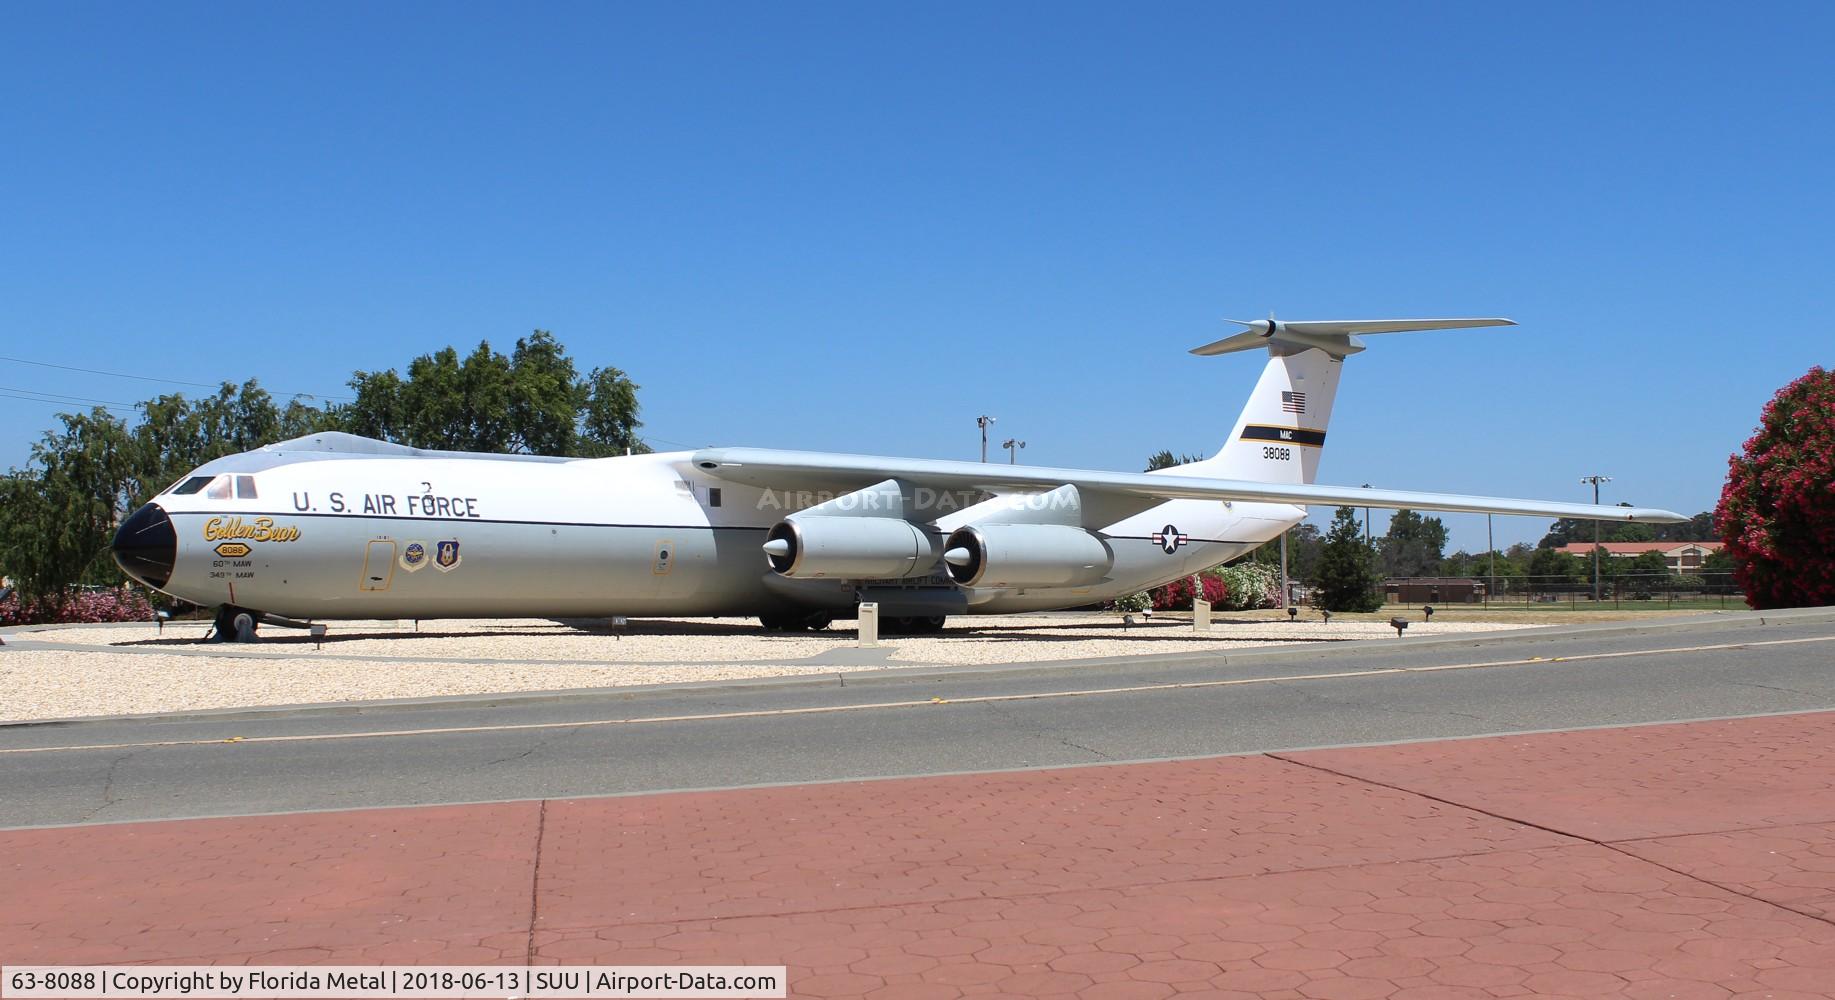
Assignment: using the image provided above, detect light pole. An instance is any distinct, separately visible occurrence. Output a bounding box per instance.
[976,415,996,463]
[1361,484,1372,549]
[1002,438,1026,464]
[1581,474,1612,603]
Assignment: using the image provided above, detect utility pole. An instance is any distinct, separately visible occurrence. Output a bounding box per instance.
[1487,513,1495,607]
[1002,438,1026,464]
[1581,474,1612,603]
[976,415,996,463]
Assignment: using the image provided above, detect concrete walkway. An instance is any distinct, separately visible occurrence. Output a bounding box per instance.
[8,711,1835,997]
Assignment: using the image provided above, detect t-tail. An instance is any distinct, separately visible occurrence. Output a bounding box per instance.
[1169,317,1516,485]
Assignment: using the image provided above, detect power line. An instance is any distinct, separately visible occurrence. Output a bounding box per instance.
[0,391,134,415]
[0,385,139,406]
[0,355,353,401]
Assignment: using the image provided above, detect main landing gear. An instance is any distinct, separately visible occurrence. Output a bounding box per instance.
[759,613,949,634]
[759,612,834,632]
[211,605,261,643]
[886,615,948,635]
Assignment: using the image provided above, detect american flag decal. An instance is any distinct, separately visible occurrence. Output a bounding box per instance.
[1281,391,1306,414]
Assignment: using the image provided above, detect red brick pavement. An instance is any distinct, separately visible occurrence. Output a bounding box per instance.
[8,712,1835,998]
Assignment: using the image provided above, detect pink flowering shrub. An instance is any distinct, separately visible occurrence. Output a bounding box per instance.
[0,588,155,626]
[1715,366,1835,609]
[1150,574,1228,611]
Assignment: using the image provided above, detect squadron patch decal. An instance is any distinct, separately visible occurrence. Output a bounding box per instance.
[434,539,462,572]
[400,541,428,573]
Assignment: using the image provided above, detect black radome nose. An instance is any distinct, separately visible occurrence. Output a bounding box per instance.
[113,502,177,589]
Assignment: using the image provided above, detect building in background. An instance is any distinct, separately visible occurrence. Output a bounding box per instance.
[1555,541,1724,573]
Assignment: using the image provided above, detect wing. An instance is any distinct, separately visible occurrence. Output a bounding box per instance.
[690,447,1686,523]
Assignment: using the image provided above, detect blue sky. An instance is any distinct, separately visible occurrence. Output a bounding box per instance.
[3,3,1830,550]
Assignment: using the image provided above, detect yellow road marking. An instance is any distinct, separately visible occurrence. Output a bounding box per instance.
[3,635,1830,756]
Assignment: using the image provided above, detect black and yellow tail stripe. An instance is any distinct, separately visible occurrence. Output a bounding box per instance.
[1240,424,1327,448]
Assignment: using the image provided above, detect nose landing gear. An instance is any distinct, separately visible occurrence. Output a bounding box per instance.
[212,605,261,643]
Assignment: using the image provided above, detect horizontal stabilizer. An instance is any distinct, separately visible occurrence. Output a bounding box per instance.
[1191,317,1515,358]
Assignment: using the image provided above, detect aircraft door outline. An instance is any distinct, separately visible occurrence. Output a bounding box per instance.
[361,539,397,592]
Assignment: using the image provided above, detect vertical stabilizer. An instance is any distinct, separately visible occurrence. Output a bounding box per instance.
[1172,348,1341,485]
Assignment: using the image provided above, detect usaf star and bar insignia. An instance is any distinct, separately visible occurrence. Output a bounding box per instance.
[1150,525,1189,555]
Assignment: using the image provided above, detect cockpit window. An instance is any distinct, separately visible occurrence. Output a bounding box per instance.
[206,477,232,500]
[235,475,258,499]
[170,476,216,496]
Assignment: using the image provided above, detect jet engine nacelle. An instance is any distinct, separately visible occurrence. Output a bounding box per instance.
[763,516,938,579]
[942,523,1113,589]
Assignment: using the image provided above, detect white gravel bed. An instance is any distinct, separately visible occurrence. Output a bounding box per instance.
[15,615,1530,664]
[1,615,1533,722]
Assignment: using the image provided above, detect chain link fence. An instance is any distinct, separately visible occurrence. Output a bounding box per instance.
[1377,572,1743,611]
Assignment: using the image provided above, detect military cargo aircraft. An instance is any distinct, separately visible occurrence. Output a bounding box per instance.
[111,318,1685,639]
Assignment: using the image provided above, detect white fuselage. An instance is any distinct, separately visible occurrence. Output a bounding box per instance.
[148,451,1301,619]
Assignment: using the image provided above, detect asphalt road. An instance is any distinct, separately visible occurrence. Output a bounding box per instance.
[3,611,1833,829]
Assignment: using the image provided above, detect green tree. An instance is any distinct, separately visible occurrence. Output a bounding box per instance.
[1314,506,1382,612]
[1621,550,1670,576]
[1246,523,1323,585]
[342,331,645,457]
[401,345,478,450]
[1701,547,1739,594]
[508,331,585,455]
[1527,546,1584,586]
[1379,508,1448,578]
[1652,512,1717,542]
[578,363,646,457]
[0,409,139,602]
[1144,450,1205,472]
[343,368,408,442]
[1538,516,1659,548]
[278,397,344,440]
[1284,522,1324,584]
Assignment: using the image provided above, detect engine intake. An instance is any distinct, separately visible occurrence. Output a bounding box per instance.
[942,523,1112,588]
[763,516,938,579]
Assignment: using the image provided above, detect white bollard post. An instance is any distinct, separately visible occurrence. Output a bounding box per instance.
[1193,598,1211,633]
[857,602,880,648]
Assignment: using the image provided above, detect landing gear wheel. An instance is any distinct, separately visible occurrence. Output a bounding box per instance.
[761,612,835,632]
[887,615,947,635]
